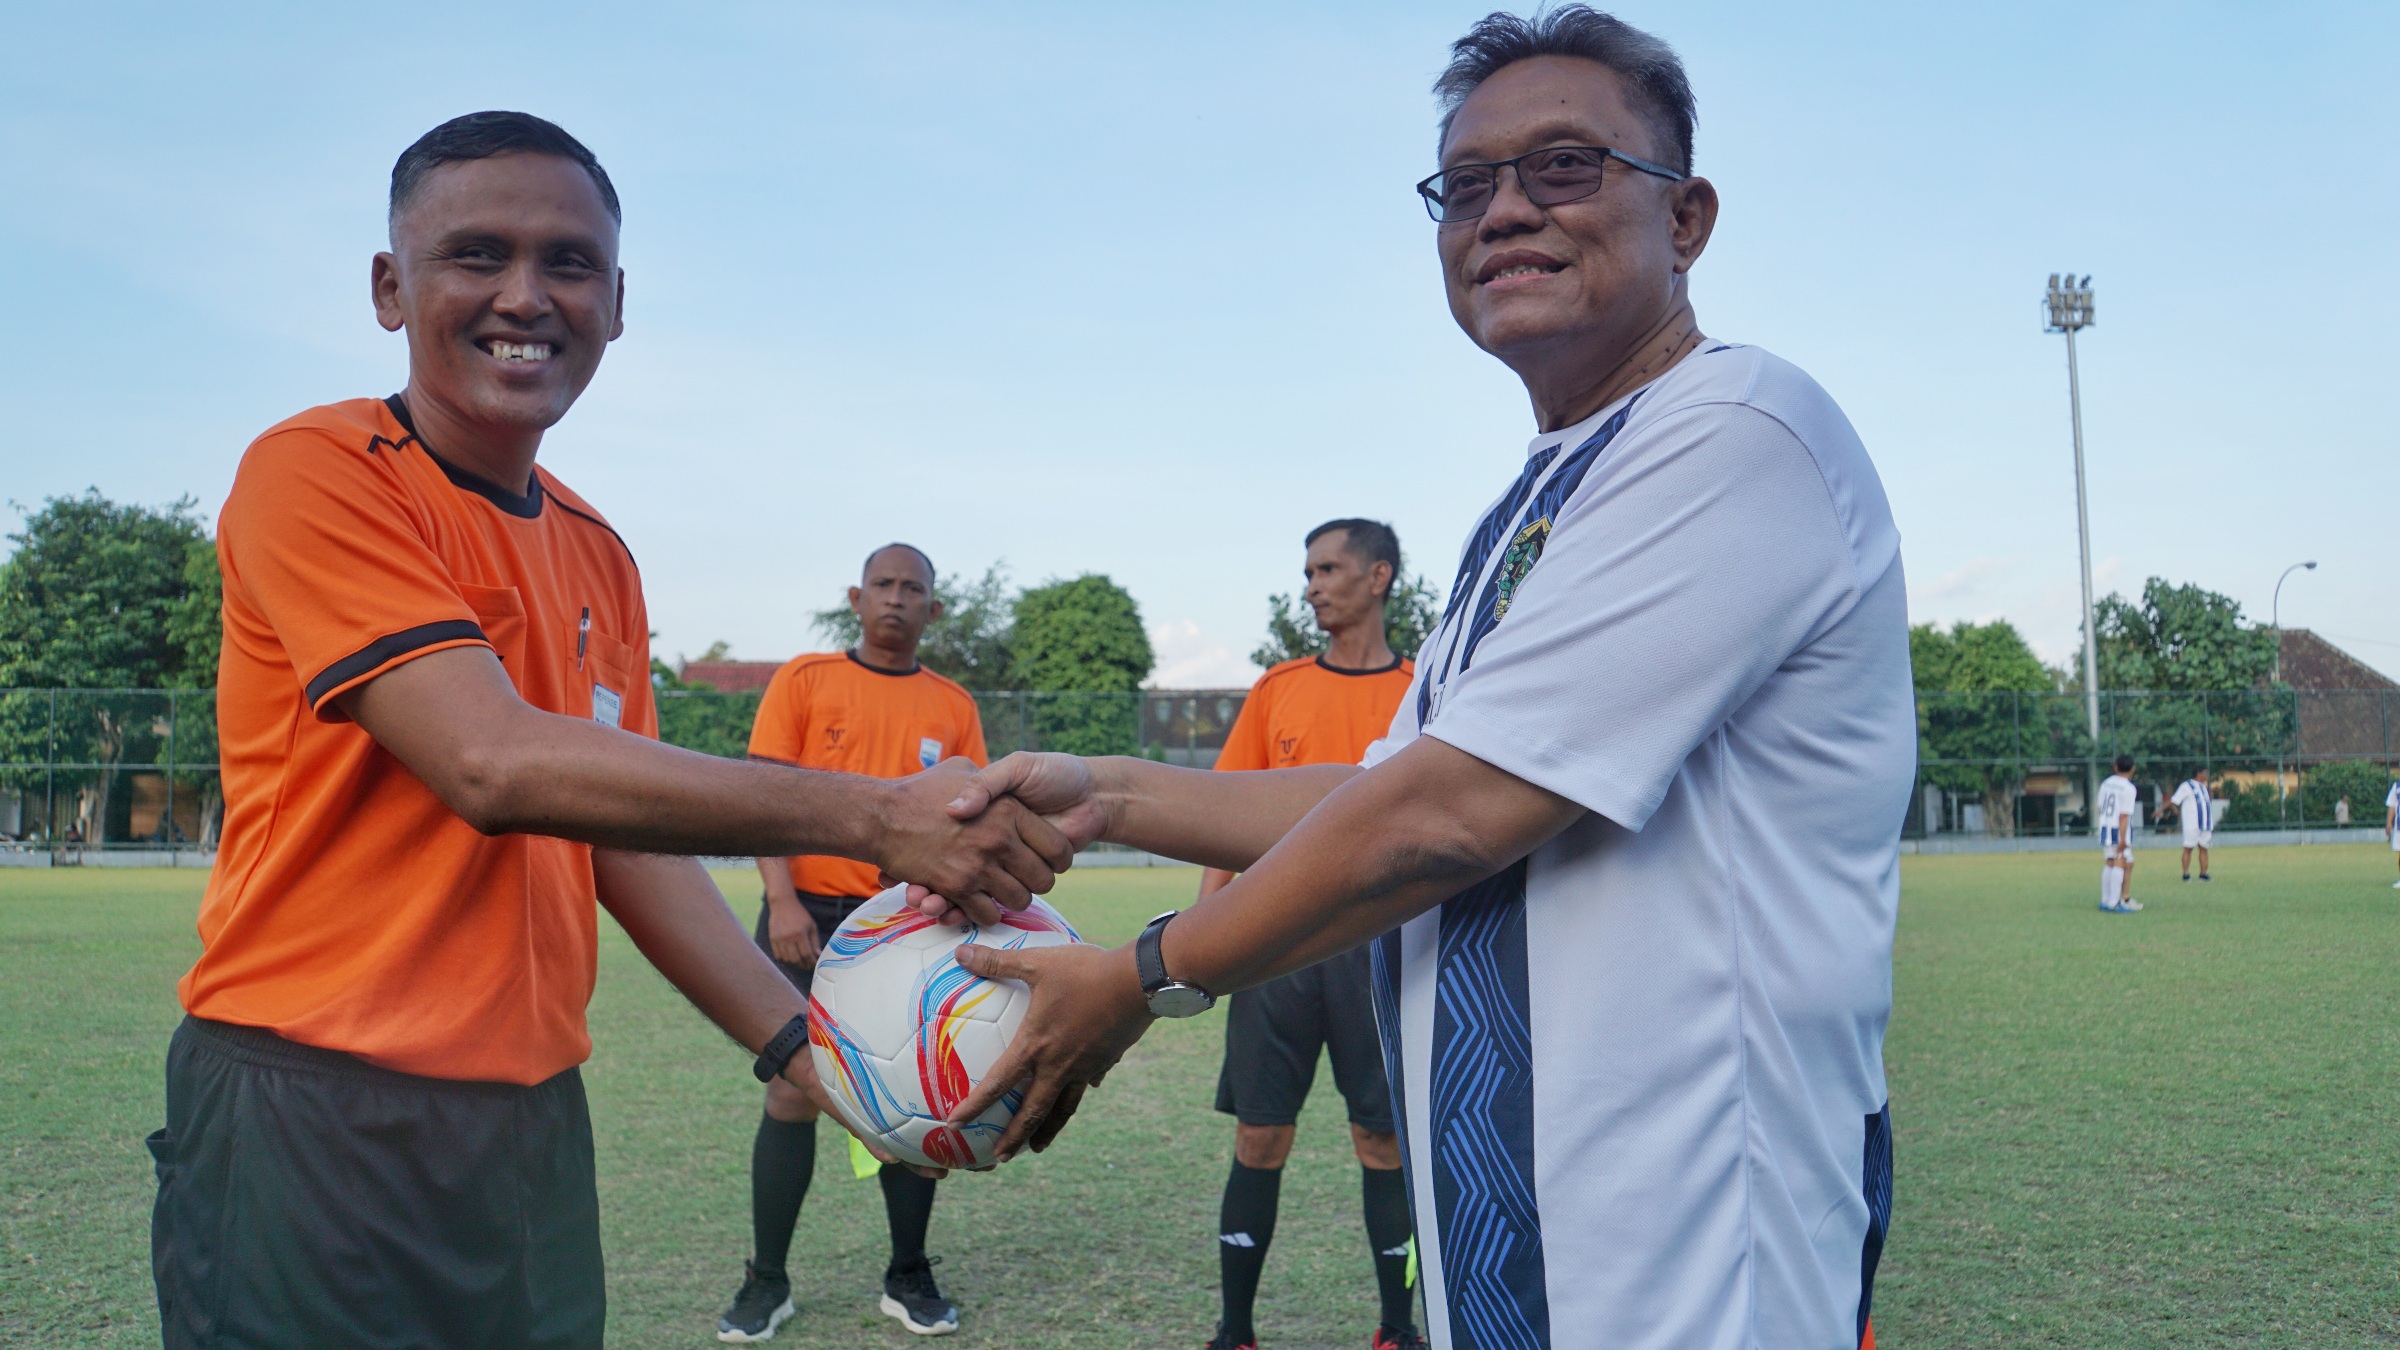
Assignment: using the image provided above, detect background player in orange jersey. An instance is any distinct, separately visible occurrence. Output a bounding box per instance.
[1200,520,1423,1350]
[720,543,987,1342]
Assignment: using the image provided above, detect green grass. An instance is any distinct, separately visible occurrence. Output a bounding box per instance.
[2,849,2396,1348]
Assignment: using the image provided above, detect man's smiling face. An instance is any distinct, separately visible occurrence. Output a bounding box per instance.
[375,152,623,439]
[1437,56,1688,370]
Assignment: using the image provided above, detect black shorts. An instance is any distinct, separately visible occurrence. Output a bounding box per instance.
[1216,943,1395,1134]
[148,1016,604,1350]
[754,891,869,995]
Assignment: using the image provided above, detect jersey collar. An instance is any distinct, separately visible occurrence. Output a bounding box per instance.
[384,394,546,519]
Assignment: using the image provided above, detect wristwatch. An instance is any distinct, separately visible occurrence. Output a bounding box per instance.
[1135,910,1215,1018]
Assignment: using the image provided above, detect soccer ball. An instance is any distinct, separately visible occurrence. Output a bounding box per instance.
[807,885,1085,1169]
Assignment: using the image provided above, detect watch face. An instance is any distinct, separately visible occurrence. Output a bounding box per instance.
[1147,983,1215,1019]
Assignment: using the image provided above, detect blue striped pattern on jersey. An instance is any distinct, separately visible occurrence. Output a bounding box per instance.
[1456,399,1639,677]
[1417,446,1563,729]
[1368,930,1416,1227]
[1858,1102,1893,1347]
[1431,860,1547,1350]
[2182,779,2212,831]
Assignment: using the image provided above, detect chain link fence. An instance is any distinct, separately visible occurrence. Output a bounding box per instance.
[4,686,2392,851]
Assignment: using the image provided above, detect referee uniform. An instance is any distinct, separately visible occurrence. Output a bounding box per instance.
[154,395,655,1349]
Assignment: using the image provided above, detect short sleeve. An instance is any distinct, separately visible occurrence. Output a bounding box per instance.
[220,429,492,719]
[747,664,808,763]
[1422,405,1861,831]
[618,594,659,741]
[1214,679,1273,772]
[956,691,989,767]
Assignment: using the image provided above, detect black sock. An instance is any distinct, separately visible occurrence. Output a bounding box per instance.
[879,1162,938,1271]
[750,1114,815,1278]
[1361,1164,1415,1331]
[1218,1162,1283,1341]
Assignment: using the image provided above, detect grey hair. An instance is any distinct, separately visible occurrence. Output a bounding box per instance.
[1433,6,1696,173]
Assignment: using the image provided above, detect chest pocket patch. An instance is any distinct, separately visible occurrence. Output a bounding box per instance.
[920,736,942,768]
[592,683,623,729]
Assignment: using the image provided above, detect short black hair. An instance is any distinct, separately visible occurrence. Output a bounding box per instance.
[1434,6,1696,174]
[2114,753,2137,773]
[390,111,621,225]
[864,542,935,583]
[1306,519,1401,597]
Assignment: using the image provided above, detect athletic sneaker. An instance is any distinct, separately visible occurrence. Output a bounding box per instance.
[2118,898,2144,912]
[1205,1325,1258,1350]
[2389,879,2399,888]
[2181,874,2190,882]
[1372,1324,1430,1350]
[2098,901,2122,913]
[716,1262,795,1344]
[2198,873,2211,881]
[881,1256,959,1336]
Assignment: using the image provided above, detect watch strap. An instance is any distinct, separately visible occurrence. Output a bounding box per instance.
[751,1012,812,1084]
[1135,911,1177,994]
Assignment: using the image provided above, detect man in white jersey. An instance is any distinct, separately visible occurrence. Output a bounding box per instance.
[909,11,1915,1347]
[2165,766,2214,882]
[2096,754,2142,913]
[2384,779,2399,888]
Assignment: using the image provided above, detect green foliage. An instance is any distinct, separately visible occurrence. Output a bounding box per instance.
[1909,620,2071,835]
[648,641,756,758]
[813,563,1020,691]
[164,537,223,689]
[1250,568,1443,669]
[1910,619,2058,694]
[2094,577,2279,692]
[0,491,212,689]
[2298,759,2396,825]
[1011,574,1152,693]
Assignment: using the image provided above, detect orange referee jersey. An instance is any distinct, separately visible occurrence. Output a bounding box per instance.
[747,652,986,897]
[179,396,657,1086]
[1216,654,1415,773]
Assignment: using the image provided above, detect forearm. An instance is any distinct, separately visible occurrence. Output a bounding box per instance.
[1088,756,1357,871]
[595,850,803,1052]
[758,857,802,906]
[1158,736,1583,995]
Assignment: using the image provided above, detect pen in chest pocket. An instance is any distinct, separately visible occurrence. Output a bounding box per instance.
[577,607,590,671]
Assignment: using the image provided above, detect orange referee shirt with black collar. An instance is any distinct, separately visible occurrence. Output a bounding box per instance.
[746,651,986,898]
[1216,654,1416,773]
[178,395,657,1087]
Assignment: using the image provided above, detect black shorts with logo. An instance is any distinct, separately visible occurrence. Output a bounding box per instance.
[1215,942,1396,1135]
[149,1016,604,1350]
[754,891,870,995]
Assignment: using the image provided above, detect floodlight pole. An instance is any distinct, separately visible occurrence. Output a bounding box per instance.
[2045,274,2101,776]
[2271,560,2317,683]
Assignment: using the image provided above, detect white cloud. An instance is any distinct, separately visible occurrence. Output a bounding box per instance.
[1146,619,1259,690]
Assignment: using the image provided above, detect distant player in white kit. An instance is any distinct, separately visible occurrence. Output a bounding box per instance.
[2385,778,2399,888]
[2165,766,2214,882]
[2096,753,2142,913]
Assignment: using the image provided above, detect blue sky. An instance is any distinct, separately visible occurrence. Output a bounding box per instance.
[3,1,2394,686]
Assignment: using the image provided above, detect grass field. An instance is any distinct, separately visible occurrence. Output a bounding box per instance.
[2,847,2395,1349]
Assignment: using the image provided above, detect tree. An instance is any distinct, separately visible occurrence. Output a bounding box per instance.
[1012,574,1153,755]
[2092,578,2288,778]
[1249,567,1445,669]
[813,563,1021,692]
[163,537,226,845]
[0,492,214,843]
[648,643,758,760]
[1910,619,2063,836]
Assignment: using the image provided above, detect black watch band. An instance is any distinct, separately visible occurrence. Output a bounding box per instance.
[1137,910,1215,1017]
[751,1012,812,1084]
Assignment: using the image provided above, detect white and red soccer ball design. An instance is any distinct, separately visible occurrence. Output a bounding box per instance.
[807,885,1084,1169]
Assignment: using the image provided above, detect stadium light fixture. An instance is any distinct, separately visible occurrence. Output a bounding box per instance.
[2044,273,2100,759]
[2271,560,2318,683]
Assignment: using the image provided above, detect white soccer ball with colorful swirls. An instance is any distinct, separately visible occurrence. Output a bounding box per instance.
[807,885,1084,1169]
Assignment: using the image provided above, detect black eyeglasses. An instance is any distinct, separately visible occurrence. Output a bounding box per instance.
[1416,145,1685,223]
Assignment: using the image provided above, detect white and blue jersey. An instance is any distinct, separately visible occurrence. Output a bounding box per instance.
[2096,775,2139,852]
[2170,778,2213,843]
[1361,343,1915,1349]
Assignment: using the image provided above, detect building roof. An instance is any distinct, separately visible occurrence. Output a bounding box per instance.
[2279,629,2397,691]
[676,659,785,693]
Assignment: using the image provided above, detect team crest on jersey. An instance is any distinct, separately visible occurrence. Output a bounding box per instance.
[1493,517,1553,621]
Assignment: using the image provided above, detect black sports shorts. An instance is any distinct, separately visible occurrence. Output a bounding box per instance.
[149,1016,604,1350]
[1216,943,1395,1134]
[755,890,870,995]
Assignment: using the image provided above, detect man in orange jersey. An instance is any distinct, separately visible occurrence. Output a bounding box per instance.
[150,113,1070,1350]
[1200,520,1423,1350]
[720,542,986,1342]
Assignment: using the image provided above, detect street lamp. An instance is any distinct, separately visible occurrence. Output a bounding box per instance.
[2271,560,2317,683]
[2045,273,2100,763]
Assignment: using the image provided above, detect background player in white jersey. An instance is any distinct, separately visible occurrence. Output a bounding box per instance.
[2164,766,2215,882]
[2097,754,2142,913]
[913,10,1917,1346]
[2385,779,2399,888]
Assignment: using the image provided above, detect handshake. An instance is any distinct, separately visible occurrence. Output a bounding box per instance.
[877,751,1113,925]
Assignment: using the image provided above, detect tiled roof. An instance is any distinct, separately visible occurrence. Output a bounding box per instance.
[2279,629,2397,691]
[676,659,784,693]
